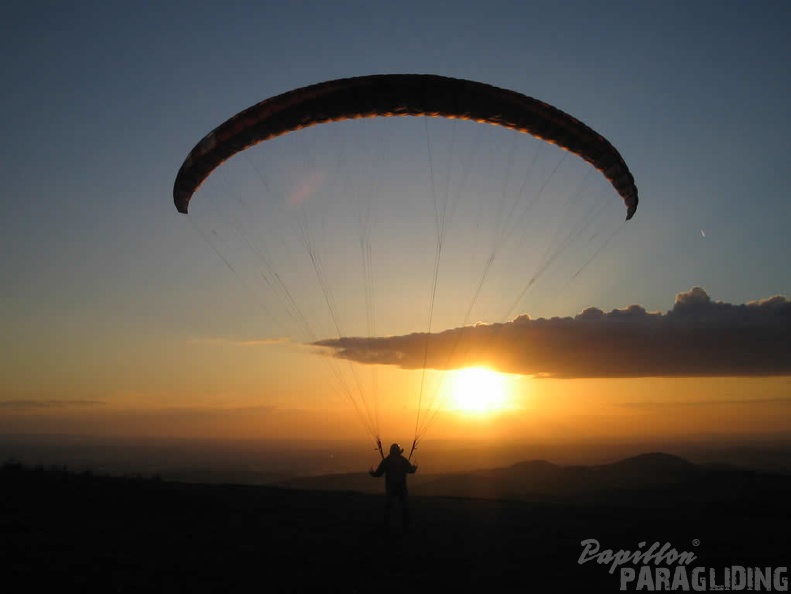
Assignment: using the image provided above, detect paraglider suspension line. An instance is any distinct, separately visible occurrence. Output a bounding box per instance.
[376,438,384,460]
[407,439,418,461]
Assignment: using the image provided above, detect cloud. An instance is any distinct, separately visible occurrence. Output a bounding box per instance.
[129,404,278,419]
[0,399,105,410]
[618,397,791,409]
[312,288,791,378]
[187,336,291,347]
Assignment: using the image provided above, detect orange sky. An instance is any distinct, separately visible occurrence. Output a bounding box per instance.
[3,349,789,447]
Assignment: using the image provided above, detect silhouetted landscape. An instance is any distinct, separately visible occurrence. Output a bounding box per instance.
[3,445,789,593]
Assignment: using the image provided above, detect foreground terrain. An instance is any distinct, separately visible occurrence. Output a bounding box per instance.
[1,456,789,593]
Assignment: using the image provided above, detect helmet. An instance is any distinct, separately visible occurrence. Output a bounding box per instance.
[390,443,404,455]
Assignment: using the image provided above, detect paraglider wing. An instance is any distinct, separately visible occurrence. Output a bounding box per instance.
[173,74,638,219]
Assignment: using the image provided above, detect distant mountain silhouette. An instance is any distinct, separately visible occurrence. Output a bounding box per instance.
[609,451,695,470]
[276,452,774,505]
[411,452,703,501]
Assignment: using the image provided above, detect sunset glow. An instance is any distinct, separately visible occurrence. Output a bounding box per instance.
[0,3,789,459]
[445,367,515,415]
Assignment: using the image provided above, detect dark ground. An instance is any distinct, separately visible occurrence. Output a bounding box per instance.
[1,461,788,593]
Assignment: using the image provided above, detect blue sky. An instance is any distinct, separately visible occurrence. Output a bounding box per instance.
[1,1,790,441]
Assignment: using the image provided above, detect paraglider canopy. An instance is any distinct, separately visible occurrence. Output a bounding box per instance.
[171,74,640,455]
[173,74,638,220]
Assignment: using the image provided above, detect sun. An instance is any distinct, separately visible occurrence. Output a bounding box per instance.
[445,367,514,415]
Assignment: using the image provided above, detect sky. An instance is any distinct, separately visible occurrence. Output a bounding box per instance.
[1,1,790,455]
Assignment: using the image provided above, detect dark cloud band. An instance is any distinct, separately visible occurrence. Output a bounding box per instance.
[312,288,791,378]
